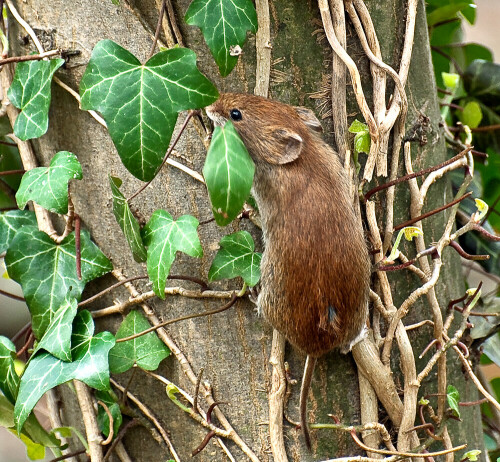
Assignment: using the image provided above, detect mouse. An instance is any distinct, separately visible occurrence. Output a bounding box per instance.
[205,93,371,449]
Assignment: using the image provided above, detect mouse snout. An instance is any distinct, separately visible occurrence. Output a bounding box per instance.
[205,105,227,127]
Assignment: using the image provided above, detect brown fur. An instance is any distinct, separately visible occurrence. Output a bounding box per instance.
[206,93,371,356]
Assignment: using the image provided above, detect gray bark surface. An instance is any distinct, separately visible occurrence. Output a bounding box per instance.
[12,0,483,460]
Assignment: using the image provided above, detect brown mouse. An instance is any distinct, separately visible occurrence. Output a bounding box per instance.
[206,93,371,449]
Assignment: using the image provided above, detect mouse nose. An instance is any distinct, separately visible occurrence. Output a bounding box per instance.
[205,106,226,127]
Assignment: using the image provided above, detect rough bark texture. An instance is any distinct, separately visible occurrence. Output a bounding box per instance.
[12,0,483,460]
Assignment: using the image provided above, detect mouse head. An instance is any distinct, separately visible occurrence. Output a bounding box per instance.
[206,93,322,166]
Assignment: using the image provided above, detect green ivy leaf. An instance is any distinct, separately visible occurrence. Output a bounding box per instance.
[0,210,37,253]
[464,60,500,106]
[483,334,500,369]
[5,227,112,339]
[442,71,460,90]
[459,100,483,129]
[0,336,20,404]
[17,432,46,460]
[109,310,170,374]
[14,311,115,433]
[185,0,258,77]
[463,450,481,461]
[31,297,78,362]
[142,210,202,299]
[348,119,368,134]
[446,384,460,418]
[109,176,147,262]
[7,59,64,140]
[208,231,261,286]
[203,121,254,226]
[426,3,473,27]
[80,40,218,181]
[0,137,23,207]
[348,120,370,155]
[0,395,60,451]
[96,390,122,439]
[0,395,14,427]
[15,151,82,214]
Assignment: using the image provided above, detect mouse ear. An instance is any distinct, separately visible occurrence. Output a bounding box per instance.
[265,127,303,164]
[294,106,323,133]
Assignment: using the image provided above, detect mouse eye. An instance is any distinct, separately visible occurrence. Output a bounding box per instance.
[230,109,242,121]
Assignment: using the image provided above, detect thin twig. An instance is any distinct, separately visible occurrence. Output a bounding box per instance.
[110,378,180,462]
[0,49,60,64]
[148,0,167,60]
[115,294,238,343]
[97,401,115,445]
[103,419,140,462]
[79,276,149,307]
[393,192,472,231]
[449,240,490,261]
[0,287,25,301]
[364,147,471,201]
[193,368,204,415]
[350,429,466,458]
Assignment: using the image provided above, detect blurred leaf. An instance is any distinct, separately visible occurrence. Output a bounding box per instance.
[459,101,482,128]
[80,40,218,181]
[464,60,500,109]
[208,231,261,286]
[185,0,258,76]
[427,3,472,27]
[0,336,20,404]
[429,19,462,46]
[463,44,493,66]
[446,384,460,418]
[203,121,255,226]
[476,149,500,231]
[483,334,500,369]
[109,176,147,262]
[141,210,202,298]
[109,310,170,373]
[0,140,22,193]
[470,298,500,340]
[17,432,46,460]
[14,311,115,433]
[442,71,460,90]
[16,151,82,214]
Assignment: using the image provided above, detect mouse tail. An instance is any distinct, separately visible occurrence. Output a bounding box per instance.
[300,355,317,450]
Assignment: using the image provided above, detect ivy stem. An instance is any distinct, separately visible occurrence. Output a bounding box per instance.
[47,449,88,462]
[75,214,81,280]
[0,168,24,175]
[127,110,196,203]
[393,191,472,231]
[0,49,61,65]
[364,147,471,201]
[103,419,139,462]
[147,0,167,61]
[0,287,25,301]
[448,240,489,261]
[78,274,209,308]
[115,292,239,343]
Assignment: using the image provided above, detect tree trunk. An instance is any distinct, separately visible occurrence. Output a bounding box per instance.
[11,0,484,460]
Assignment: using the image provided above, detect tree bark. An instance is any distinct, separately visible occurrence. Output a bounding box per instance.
[11,0,484,460]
